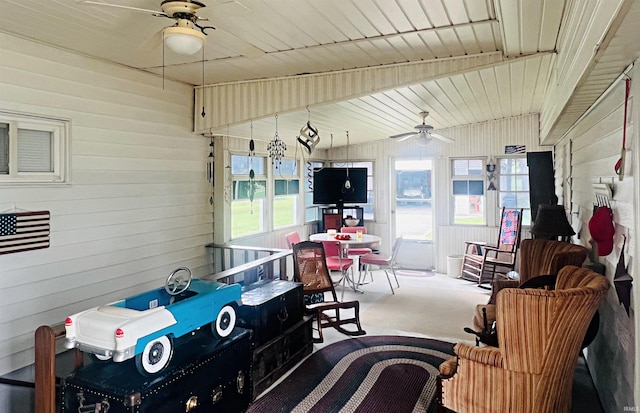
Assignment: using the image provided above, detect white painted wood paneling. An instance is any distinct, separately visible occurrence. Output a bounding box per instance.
[541,0,635,143]
[559,70,635,413]
[0,34,211,376]
[326,114,546,273]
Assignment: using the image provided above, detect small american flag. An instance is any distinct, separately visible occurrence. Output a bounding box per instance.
[0,211,50,255]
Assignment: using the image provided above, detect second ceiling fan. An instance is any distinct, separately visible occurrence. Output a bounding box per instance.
[389,111,453,145]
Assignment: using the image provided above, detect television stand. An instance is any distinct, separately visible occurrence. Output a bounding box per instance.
[320,206,363,232]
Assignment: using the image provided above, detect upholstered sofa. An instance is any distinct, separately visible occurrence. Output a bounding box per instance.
[438,265,609,413]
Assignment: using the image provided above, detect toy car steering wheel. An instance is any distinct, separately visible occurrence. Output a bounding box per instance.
[165,267,193,296]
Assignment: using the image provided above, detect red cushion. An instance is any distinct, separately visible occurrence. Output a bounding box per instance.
[326,257,353,271]
[347,247,372,255]
[360,253,391,266]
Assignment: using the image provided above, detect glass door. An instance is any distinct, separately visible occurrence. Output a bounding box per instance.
[393,159,433,240]
[391,158,435,270]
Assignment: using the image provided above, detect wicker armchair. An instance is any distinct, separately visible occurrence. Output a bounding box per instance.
[472,239,589,332]
[438,266,609,413]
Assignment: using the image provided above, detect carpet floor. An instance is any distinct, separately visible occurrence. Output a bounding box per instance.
[359,284,485,342]
[247,335,455,413]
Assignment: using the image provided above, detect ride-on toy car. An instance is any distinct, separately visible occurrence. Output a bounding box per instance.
[64,267,242,375]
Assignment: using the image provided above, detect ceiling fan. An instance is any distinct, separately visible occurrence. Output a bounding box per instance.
[82,1,262,57]
[389,111,453,145]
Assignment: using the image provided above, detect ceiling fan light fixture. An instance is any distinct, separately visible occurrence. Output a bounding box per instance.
[163,21,205,55]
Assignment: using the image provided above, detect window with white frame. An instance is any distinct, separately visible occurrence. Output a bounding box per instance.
[498,156,531,225]
[0,111,69,183]
[304,161,323,223]
[273,159,300,229]
[451,158,485,225]
[231,154,266,238]
[331,160,374,220]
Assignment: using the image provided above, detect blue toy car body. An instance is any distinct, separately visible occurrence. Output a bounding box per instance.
[65,277,242,375]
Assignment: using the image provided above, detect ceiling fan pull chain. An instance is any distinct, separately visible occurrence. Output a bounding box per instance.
[201,46,206,117]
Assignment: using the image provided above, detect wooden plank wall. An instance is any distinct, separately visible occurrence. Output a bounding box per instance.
[0,34,212,382]
[559,66,636,411]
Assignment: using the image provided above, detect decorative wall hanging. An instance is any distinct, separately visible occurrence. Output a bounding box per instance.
[613,235,632,316]
[267,114,286,166]
[505,145,526,154]
[297,107,320,155]
[207,134,214,205]
[0,209,50,255]
[615,77,630,180]
[248,121,256,214]
[486,158,497,190]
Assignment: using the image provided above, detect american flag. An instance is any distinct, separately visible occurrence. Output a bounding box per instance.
[0,211,50,255]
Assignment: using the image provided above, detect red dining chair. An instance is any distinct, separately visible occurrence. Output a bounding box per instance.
[359,236,402,294]
[285,231,302,248]
[321,240,354,299]
[339,226,373,256]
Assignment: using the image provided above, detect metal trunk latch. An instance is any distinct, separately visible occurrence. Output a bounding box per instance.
[77,391,110,412]
[237,370,246,394]
[211,385,223,404]
[185,395,199,412]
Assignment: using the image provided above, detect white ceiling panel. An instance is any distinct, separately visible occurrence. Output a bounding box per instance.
[1,0,637,148]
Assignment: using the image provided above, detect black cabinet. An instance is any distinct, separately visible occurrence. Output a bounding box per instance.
[527,151,557,222]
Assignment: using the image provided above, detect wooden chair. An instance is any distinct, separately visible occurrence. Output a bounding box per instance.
[472,239,589,332]
[438,266,610,413]
[359,236,402,294]
[461,207,523,288]
[292,241,366,343]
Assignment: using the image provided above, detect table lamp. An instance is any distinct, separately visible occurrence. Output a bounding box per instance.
[531,204,576,241]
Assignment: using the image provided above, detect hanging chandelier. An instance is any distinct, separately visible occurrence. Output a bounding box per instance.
[267,114,286,165]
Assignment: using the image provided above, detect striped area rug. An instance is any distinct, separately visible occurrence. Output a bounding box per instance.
[247,335,455,413]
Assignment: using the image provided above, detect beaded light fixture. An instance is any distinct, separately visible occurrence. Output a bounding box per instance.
[267,114,286,166]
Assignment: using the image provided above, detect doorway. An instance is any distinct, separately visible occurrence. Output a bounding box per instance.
[392,159,434,270]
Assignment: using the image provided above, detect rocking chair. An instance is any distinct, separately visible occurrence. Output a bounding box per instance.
[461,207,523,288]
[292,241,366,343]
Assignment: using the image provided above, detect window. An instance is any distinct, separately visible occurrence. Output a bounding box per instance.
[273,159,299,229]
[452,158,485,225]
[498,157,531,225]
[331,161,374,220]
[231,155,266,238]
[304,161,323,223]
[0,111,69,183]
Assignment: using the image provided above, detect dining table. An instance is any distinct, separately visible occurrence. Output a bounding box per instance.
[309,232,381,248]
[309,232,382,293]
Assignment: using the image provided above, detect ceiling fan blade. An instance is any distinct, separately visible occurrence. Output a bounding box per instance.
[138,28,164,53]
[430,132,454,144]
[389,131,417,140]
[81,1,169,17]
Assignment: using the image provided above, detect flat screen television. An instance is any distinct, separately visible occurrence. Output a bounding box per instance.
[313,167,367,206]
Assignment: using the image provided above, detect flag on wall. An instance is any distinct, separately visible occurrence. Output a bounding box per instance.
[0,210,50,255]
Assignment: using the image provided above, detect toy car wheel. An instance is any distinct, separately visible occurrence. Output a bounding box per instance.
[92,353,111,362]
[135,335,173,375]
[212,305,236,339]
